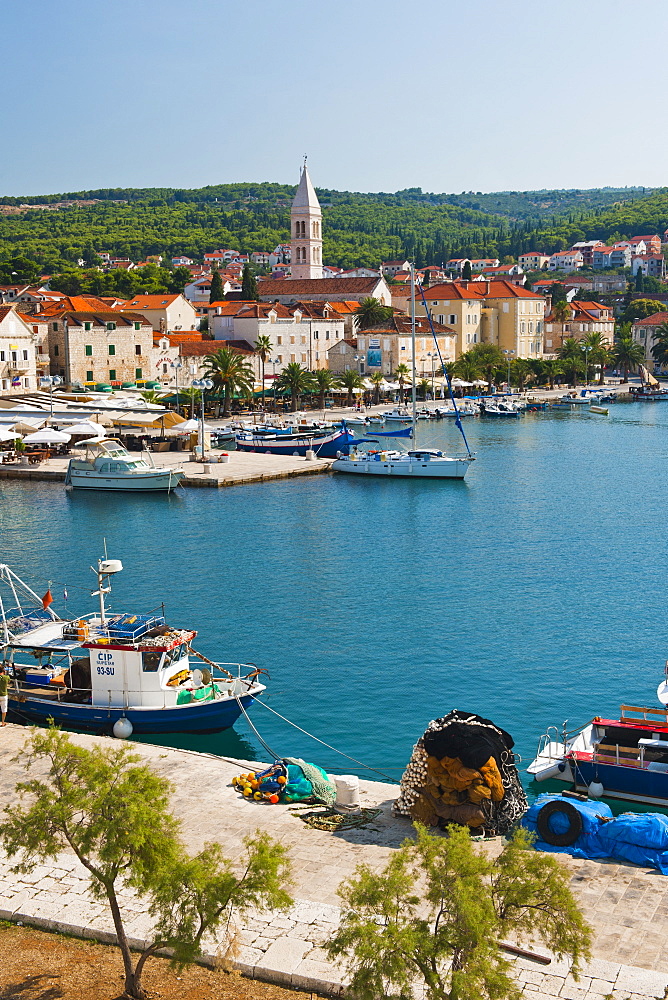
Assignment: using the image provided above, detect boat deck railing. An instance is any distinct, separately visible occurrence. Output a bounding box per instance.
[620,703,668,724]
[61,612,166,644]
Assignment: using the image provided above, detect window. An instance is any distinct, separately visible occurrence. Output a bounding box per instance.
[301,353,307,363]
[109,370,116,380]
[24,378,30,388]
[313,330,319,339]
[290,336,295,345]
[438,315,444,325]
[290,354,296,362]
[0,351,4,361]
[277,335,282,345]
[449,314,456,325]
[84,322,91,331]
[108,344,115,356]
[134,322,141,331]
[142,651,161,673]
[106,322,116,331]
[163,364,168,374]
[54,344,59,356]
[325,331,330,340]
[22,350,28,360]
[277,354,283,363]
[52,322,58,331]
[85,345,92,356]
[135,368,142,379]
[37,345,43,355]
[135,344,141,355]
[86,370,93,381]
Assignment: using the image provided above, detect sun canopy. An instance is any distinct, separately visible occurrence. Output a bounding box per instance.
[23,428,71,444]
[112,411,186,429]
[63,420,108,437]
[0,426,21,442]
[165,418,215,435]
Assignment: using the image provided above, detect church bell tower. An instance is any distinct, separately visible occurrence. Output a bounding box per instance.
[290,159,323,280]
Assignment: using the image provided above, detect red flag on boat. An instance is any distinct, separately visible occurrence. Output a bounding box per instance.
[42,589,53,610]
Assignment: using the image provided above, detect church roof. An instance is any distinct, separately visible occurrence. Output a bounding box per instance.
[291,163,321,213]
[258,277,384,297]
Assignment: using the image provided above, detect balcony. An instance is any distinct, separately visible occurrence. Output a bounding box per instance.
[8,360,30,372]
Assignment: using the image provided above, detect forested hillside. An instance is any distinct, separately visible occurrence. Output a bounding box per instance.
[1,182,666,277]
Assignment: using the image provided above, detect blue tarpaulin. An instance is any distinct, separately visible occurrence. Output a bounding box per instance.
[522,793,668,875]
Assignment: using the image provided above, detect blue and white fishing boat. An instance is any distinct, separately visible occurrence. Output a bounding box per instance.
[528,663,668,806]
[0,558,266,737]
[236,426,356,457]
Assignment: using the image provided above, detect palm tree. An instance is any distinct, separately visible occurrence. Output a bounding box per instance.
[178,386,201,419]
[651,322,668,370]
[418,378,430,401]
[613,336,644,382]
[369,371,385,405]
[557,338,584,388]
[201,347,255,417]
[552,301,571,324]
[274,362,315,412]
[394,363,411,404]
[582,332,612,385]
[541,358,563,390]
[453,351,482,384]
[469,343,504,392]
[512,359,534,392]
[139,390,161,405]
[355,297,393,331]
[254,334,272,411]
[311,368,337,411]
[337,368,364,407]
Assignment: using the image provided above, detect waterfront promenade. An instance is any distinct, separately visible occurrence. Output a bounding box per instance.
[1,726,667,999]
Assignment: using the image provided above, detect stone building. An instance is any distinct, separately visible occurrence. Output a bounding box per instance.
[46,309,154,386]
[290,162,322,281]
[0,306,39,395]
[327,315,455,376]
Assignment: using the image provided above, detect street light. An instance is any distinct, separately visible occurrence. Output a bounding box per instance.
[426,352,436,399]
[170,359,183,412]
[40,375,63,420]
[192,378,213,456]
[502,349,515,394]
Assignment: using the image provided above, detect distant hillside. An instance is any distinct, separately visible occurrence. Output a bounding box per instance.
[0,182,665,276]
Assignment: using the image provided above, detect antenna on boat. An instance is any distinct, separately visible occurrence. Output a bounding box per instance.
[91,555,123,627]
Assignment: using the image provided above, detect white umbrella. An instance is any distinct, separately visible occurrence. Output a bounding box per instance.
[451,378,473,387]
[166,418,214,435]
[63,420,108,437]
[0,427,21,442]
[10,418,47,433]
[22,428,71,445]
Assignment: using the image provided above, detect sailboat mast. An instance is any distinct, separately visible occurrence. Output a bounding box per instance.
[410,262,417,435]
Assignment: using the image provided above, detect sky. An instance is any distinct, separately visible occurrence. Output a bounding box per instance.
[2,0,667,197]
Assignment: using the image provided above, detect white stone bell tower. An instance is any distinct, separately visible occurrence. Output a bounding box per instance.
[290,159,323,280]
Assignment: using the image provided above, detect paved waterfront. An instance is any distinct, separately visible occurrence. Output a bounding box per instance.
[1,726,668,999]
[0,448,333,487]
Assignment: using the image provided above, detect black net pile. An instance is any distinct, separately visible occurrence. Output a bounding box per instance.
[394,710,528,834]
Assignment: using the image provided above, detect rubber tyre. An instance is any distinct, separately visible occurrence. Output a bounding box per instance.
[536,800,583,847]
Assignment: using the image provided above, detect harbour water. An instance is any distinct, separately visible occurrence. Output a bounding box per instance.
[2,402,668,786]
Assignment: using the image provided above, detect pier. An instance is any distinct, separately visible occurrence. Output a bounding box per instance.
[1,726,668,999]
[0,449,333,488]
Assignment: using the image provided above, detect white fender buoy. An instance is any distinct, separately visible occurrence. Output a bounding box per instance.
[113,717,133,739]
[588,781,604,799]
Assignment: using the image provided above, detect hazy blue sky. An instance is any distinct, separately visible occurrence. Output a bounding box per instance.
[2,0,666,196]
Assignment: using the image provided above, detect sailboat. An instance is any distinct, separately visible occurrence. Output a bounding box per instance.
[331,265,474,479]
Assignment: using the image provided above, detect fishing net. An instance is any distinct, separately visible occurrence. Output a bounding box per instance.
[394,710,527,834]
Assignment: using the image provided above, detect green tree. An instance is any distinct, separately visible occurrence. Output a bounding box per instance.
[274,362,315,411]
[311,367,338,410]
[469,343,504,392]
[369,370,385,405]
[0,729,292,1000]
[338,367,364,407]
[557,338,584,387]
[635,269,644,293]
[651,322,668,369]
[582,332,611,384]
[541,358,564,390]
[512,358,534,392]
[241,264,258,300]
[550,282,568,304]
[622,298,664,323]
[613,335,644,381]
[139,389,161,404]
[453,351,482,384]
[418,377,431,400]
[394,362,411,403]
[209,270,225,303]
[327,823,591,1000]
[201,346,255,416]
[462,260,473,280]
[355,297,393,330]
[552,300,571,325]
[254,334,272,410]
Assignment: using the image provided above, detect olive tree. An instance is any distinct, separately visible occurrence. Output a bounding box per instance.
[0,729,293,999]
[327,822,591,1000]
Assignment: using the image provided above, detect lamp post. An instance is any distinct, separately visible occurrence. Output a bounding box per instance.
[40,375,63,420]
[192,378,213,456]
[502,349,515,394]
[427,352,436,399]
[170,359,183,412]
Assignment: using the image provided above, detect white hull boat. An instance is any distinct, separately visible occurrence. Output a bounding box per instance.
[332,448,471,479]
[65,438,184,492]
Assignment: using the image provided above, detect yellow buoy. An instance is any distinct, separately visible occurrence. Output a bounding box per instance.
[243,787,252,797]
[253,791,262,800]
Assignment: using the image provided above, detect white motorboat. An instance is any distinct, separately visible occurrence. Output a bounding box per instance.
[332,265,474,481]
[65,438,184,492]
[332,447,471,478]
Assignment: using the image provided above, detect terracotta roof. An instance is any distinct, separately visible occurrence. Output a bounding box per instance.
[176,340,254,357]
[38,295,111,315]
[0,305,15,322]
[328,301,364,314]
[422,280,544,301]
[57,312,150,327]
[153,332,205,345]
[360,316,455,336]
[116,294,183,309]
[634,312,668,326]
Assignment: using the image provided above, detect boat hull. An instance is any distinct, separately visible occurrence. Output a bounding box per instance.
[8,690,257,735]
[332,456,471,478]
[236,429,354,457]
[66,468,184,492]
[568,758,668,807]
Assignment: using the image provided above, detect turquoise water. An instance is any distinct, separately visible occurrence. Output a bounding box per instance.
[2,402,668,786]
